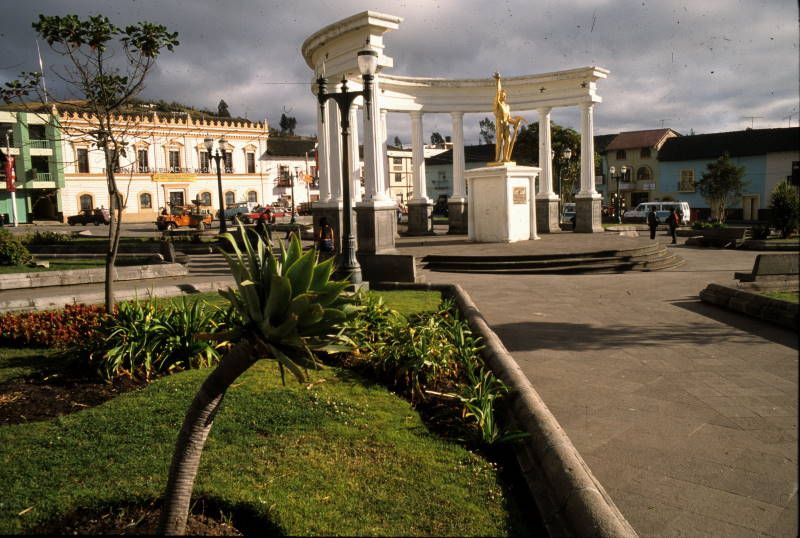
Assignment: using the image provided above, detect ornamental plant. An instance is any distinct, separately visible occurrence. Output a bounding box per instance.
[0,303,107,348]
[0,229,32,266]
[768,180,800,238]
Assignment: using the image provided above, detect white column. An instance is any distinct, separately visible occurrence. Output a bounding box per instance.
[316,101,330,202]
[327,100,342,202]
[450,111,466,200]
[579,102,598,196]
[381,109,390,197]
[361,76,388,202]
[536,107,555,198]
[348,105,362,202]
[409,110,429,202]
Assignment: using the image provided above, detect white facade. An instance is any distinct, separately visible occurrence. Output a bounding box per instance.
[57,110,320,222]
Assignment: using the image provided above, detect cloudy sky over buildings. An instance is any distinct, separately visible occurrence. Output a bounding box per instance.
[1,0,797,144]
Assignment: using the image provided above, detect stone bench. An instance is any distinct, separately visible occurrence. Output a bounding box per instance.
[734,253,799,290]
[685,226,749,248]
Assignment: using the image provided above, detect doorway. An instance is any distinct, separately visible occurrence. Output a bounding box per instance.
[168,190,185,207]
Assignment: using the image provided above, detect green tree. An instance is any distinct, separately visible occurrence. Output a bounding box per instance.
[696,154,747,223]
[217,99,230,117]
[768,180,800,238]
[393,135,403,149]
[158,230,351,535]
[1,14,178,311]
[509,122,581,200]
[279,112,297,135]
[479,117,495,144]
[430,131,445,145]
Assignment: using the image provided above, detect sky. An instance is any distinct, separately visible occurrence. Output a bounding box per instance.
[1,0,797,145]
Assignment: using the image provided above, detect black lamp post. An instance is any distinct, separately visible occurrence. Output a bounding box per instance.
[204,137,227,234]
[553,147,573,208]
[316,49,378,284]
[609,165,627,224]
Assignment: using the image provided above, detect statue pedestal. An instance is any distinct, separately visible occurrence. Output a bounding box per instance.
[575,195,603,233]
[466,163,540,243]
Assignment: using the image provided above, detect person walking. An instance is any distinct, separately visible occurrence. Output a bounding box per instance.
[667,208,679,244]
[255,207,272,242]
[647,206,659,240]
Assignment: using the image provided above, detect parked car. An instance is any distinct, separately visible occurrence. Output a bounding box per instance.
[240,205,276,224]
[560,203,576,226]
[623,201,691,225]
[220,201,259,222]
[156,205,213,231]
[297,202,313,216]
[67,207,110,226]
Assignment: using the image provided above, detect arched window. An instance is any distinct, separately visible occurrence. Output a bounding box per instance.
[637,166,652,181]
[79,194,93,210]
[139,192,152,209]
[225,191,236,206]
[247,190,258,203]
[199,191,212,206]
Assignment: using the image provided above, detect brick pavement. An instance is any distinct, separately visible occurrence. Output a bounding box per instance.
[411,235,798,537]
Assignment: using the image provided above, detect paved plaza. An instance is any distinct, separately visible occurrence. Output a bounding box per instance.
[1,230,796,537]
[407,234,798,538]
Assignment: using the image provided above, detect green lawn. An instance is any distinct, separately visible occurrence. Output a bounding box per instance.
[760,290,799,303]
[0,354,529,536]
[0,259,107,274]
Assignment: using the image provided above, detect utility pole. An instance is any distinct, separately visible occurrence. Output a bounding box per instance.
[742,116,763,129]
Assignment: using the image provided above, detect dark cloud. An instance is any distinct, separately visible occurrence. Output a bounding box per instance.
[2,0,797,143]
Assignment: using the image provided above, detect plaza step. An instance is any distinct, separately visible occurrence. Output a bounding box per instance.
[422,243,683,274]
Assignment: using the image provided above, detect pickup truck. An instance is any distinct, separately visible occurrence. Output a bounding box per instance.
[157,206,213,231]
[220,201,259,223]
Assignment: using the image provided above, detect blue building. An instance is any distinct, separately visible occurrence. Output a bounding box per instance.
[657,128,799,220]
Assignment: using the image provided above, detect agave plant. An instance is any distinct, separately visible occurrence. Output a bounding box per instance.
[159,226,352,535]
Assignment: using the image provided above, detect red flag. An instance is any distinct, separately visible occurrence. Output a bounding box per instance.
[4,156,15,192]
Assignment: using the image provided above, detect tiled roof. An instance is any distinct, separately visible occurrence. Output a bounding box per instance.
[594,134,617,153]
[265,137,317,157]
[658,128,799,161]
[605,129,680,151]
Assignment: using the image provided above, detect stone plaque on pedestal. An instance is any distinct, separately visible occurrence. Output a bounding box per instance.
[466,163,539,243]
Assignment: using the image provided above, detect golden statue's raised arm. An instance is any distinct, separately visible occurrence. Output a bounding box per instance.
[491,72,525,165]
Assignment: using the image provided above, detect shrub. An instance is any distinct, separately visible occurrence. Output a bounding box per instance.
[768,180,800,238]
[20,230,74,245]
[0,304,108,348]
[750,223,771,240]
[0,229,32,265]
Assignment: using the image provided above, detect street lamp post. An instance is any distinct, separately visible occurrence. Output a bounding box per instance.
[609,165,627,224]
[204,137,228,234]
[554,147,573,208]
[315,49,378,285]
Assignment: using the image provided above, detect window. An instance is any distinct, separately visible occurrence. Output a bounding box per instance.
[169,150,180,172]
[224,151,233,173]
[169,191,185,207]
[247,190,258,203]
[79,194,93,210]
[139,193,152,209]
[637,167,652,181]
[640,148,651,159]
[616,150,626,160]
[199,192,212,206]
[394,172,403,183]
[279,165,290,178]
[678,169,695,192]
[200,151,210,173]
[225,191,236,206]
[246,152,256,173]
[77,148,89,173]
[137,149,149,173]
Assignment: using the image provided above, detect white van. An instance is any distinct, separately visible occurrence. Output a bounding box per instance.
[623,201,690,225]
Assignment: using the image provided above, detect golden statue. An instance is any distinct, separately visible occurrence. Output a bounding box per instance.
[491,72,525,164]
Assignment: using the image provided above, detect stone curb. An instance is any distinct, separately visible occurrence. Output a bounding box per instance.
[371,281,638,538]
[0,278,234,313]
[0,263,189,291]
[699,283,798,330]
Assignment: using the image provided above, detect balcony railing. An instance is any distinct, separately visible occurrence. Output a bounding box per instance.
[29,139,51,150]
[103,166,237,174]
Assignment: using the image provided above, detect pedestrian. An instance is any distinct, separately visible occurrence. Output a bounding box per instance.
[255,207,272,242]
[668,208,679,244]
[646,206,658,240]
[316,217,335,257]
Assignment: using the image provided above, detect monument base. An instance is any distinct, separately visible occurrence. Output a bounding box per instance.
[447,196,468,234]
[355,201,397,254]
[466,163,539,243]
[407,199,434,235]
[312,201,344,253]
[535,196,560,233]
[575,196,603,233]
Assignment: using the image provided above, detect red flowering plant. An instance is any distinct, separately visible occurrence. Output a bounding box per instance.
[0,304,109,349]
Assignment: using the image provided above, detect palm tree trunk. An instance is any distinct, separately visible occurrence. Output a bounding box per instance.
[158,339,255,535]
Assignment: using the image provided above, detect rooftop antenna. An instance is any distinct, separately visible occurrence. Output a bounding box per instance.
[741,116,763,128]
[658,118,672,128]
[782,112,796,127]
